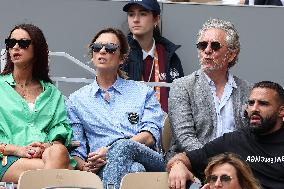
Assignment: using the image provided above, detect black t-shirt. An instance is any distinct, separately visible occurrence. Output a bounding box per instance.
[188,127,284,189]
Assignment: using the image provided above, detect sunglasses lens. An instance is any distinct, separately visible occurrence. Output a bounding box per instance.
[211,42,221,51]
[92,43,103,52]
[18,39,31,49]
[196,41,208,51]
[5,39,17,49]
[220,175,232,182]
[104,43,118,54]
[207,175,218,183]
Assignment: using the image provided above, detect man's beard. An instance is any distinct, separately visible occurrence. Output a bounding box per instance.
[248,112,278,135]
[199,55,228,73]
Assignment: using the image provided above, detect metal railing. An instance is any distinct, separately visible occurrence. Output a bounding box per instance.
[0,49,172,89]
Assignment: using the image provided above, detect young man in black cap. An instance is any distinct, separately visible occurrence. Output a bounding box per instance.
[122,0,184,113]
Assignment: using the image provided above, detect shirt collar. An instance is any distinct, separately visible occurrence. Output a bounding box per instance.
[3,73,16,86]
[227,72,237,88]
[205,71,237,89]
[142,39,156,60]
[2,73,46,90]
[92,75,125,96]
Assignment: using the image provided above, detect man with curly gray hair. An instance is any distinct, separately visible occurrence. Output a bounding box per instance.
[197,18,240,68]
[166,18,251,163]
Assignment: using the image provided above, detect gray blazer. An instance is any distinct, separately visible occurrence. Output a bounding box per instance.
[166,69,251,160]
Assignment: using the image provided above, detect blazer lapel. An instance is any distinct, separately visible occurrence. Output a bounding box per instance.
[196,70,217,129]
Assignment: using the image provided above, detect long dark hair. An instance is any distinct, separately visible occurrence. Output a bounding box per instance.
[2,23,52,83]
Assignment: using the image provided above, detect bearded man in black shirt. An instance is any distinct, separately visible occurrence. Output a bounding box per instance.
[167,81,284,189]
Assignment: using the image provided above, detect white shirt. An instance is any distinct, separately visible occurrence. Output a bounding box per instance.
[205,72,237,138]
[28,102,35,111]
[142,39,156,60]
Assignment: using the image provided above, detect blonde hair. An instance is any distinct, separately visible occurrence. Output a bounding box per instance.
[204,153,261,189]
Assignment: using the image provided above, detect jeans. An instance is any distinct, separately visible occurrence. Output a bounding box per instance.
[97,139,165,189]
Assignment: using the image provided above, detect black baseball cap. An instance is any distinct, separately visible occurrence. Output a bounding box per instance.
[123,0,161,15]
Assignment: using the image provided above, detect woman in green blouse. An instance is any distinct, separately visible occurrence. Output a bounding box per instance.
[0,24,72,183]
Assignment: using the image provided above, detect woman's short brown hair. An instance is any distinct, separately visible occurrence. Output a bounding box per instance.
[88,28,129,79]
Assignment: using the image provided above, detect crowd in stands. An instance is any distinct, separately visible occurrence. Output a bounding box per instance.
[0,0,283,189]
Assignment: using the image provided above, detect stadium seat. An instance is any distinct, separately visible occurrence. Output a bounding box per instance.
[17,169,103,189]
[119,172,169,189]
[161,114,172,154]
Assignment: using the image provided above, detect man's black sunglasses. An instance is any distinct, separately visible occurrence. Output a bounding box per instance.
[196,41,222,51]
[206,174,232,184]
[5,38,32,49]
[91,43,119,54]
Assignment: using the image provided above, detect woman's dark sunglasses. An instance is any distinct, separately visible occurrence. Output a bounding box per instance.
[91,43,119,54]
[206,174,232,184]
[196,41,222,51]
[5,38,32,49]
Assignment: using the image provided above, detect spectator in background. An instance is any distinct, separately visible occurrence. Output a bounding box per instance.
[67,28,164,189]
[200,153,261,189]
[245,0,283,5]
[167,81,284,189]
[166,18,251,160]
[122,0,184,112]
[0,24,72,183]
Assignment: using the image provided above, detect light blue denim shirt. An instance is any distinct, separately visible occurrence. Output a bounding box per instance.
[66,76,163,160]
[205,72,237,138]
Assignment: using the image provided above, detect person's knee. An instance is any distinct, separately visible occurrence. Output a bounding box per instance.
[45,143,69,165]
[107,139,136,160]
[111,139,136,151]
[50,143,69,155]
[130,162,146,172]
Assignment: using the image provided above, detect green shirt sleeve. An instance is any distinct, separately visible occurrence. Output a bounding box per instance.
[44,84,72,147]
